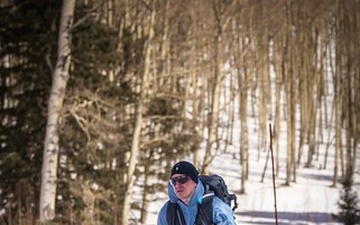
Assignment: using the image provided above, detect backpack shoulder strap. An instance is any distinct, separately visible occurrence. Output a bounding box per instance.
[166,202,186,225]
[195,192,214,225]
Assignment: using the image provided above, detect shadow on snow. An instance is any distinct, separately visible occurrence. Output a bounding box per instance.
[237,210,335,224]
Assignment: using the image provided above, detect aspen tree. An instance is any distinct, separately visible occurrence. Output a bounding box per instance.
[39,0,76,223]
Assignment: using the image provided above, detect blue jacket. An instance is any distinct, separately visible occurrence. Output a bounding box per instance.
[157,178,237,225]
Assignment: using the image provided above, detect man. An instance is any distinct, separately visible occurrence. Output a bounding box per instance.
[157,161,237,225]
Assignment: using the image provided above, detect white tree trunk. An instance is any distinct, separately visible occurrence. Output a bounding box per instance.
[39,0,76,223]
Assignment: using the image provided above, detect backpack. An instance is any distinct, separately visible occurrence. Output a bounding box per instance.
[166,174,238,225]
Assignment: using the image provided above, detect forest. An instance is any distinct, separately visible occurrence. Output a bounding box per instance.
[0,0,359,224]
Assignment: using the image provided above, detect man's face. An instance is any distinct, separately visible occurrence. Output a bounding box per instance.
[170,174,197,204]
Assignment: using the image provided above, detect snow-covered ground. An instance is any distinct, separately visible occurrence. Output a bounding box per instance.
[211,143,357,225]
[144,123,360,224]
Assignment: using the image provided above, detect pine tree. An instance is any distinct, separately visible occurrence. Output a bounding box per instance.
[332,182,360,225]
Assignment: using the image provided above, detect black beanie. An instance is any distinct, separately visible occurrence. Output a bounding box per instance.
[171,161,199,183]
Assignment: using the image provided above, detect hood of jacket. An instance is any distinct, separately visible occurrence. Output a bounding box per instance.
[168,177,204,205]
[167,177,204,225]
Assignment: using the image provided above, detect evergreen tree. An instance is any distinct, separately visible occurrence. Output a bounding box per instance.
[0,0,61,224]
[332,182,360,225]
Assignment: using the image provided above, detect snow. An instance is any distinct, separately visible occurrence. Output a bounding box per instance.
[143,121,360,224]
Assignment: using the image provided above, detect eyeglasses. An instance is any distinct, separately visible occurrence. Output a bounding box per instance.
[171,176,190,185]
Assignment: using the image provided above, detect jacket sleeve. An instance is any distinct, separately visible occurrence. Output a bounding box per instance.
[212,197,238,225]
[157,201,169,225]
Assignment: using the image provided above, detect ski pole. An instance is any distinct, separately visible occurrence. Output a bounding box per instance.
[269,123,279,225]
